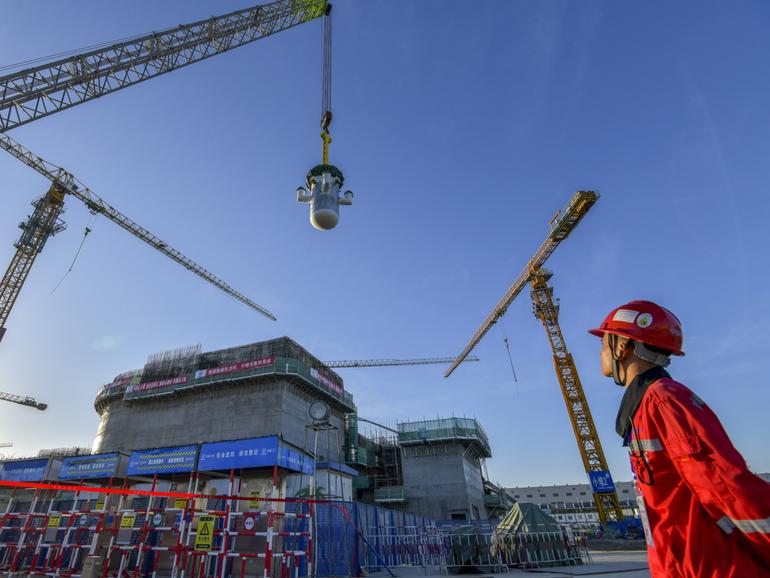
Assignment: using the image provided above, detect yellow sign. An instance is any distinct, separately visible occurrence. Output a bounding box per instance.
[120,512,136,529]
[95,499,105,511]
[194,515,216,551]
[248,491,261,510]
[174,498,188,510]
[48,515,61,529]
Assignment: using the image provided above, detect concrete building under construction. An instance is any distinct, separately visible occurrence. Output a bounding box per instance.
[346,416,499,521]
[93,338,352,464]
[89,337,503,521]
[0,337,534,578]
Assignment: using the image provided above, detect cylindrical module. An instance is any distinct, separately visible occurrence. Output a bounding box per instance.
[298,164,351,231]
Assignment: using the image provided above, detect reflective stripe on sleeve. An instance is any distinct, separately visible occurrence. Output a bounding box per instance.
[717,516,735,534]
[633,439,664,452]
[734,517,770,534]
[717,515,770,534]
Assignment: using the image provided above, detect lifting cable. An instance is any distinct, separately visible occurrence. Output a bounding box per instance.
[320,4,333,164]
[498,316,519,394]
[51,217,96,294]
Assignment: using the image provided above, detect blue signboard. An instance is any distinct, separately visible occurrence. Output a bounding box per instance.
[198,436,280,471]
[278,444,314,474]
[0,458,49,482]
[589,470,616,494]
[60,453,120,480]
[128,445,198,476]
[198,436,313,473]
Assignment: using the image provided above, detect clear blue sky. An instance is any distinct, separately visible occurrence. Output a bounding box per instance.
[0,1,768,488]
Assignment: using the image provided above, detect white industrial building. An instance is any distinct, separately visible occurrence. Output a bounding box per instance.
[508,472,770,530]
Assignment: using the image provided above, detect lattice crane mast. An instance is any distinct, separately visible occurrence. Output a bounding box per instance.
[0,133,275,345]
[445,191,625,524]
[0,0,328,132]
[0,390,47,410]
[325,356,479,369]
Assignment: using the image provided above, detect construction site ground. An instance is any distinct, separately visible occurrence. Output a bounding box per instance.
[366,551,649,578]
[585,538,646,551]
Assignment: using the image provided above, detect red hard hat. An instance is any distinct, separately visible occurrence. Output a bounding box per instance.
[588,300,684,356]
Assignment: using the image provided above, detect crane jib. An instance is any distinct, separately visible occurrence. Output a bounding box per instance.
[0,0,328,132]
[444,190,598,378]
[0,133,276,322]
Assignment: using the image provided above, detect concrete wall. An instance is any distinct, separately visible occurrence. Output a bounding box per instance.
[93,377,345,462]
[400,442,487,521]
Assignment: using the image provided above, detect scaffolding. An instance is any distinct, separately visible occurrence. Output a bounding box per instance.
[0,477,314,578]
[345,417,405,507]
[397,418,491,458]
[141,344,202,383]
[94,338,351,412]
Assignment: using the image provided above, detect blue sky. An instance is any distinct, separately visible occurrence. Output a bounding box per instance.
[0,1,768,488]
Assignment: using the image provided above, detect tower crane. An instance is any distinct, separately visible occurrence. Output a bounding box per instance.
[0,0,328,132]
[324,356,479,369]
[0,0,349,229]
[0,0,346,344]
[0,132,276,345]
[0,390,47,410]
[445,191,625,524]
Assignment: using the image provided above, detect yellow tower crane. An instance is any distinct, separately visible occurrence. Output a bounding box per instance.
[445,191,625,524]
[0,0,347,349]
[0,0,347,229]
[0,133,276,346]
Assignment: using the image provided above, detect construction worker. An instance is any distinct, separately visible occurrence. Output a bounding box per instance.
[589,300,770,578]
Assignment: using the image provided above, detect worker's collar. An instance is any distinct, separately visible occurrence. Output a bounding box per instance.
[616,366,670,445]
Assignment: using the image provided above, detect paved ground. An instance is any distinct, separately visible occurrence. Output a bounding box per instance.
[365,550,650,578]
[521,551,649,577]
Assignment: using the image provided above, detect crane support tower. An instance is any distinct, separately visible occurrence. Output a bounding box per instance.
[445,191,625,523]
[530,268,623,523]
[0,183,66,343]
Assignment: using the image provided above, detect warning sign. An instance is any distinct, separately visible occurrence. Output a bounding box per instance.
[194,515,216,551]
[48,515,61,529]
[95,499,105,511]
[174,498,188,510]
[120,512,136,529]
[151,512,164,527]
[243,514,256,532]
[249,491,261,510]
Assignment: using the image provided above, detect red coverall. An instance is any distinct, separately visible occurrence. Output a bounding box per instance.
[629,376,770,577]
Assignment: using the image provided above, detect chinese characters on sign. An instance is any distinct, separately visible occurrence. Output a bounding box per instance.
[60,454,120,480]
[0,459,49,482]
[126,376,188,394]
[310,368,343,395]
[127,446,198,475]
[588,470,616,494]
[194,357,275,379]
[197,436,313,473]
